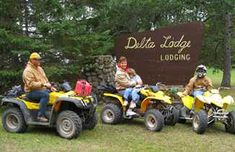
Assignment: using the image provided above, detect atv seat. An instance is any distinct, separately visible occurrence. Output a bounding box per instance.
[17,98,40,110]
[98,84,118,93]
[18,95,48,110]
[19,95,39,103]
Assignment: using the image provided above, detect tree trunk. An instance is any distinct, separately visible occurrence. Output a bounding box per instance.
[128,15,138,33]
[221,12,232,87]
[23,0,29,36]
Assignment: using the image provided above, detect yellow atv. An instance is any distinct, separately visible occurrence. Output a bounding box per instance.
[0,84,98,139]
[176,89,235,134]
[99,85,179,131]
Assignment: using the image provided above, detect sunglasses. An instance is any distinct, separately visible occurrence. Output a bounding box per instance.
[32,58,41,61]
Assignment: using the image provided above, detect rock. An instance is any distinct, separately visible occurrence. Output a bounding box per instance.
[81,55,116,103]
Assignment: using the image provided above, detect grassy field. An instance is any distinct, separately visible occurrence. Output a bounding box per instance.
[207,68,235,87]
[0,70,235,152]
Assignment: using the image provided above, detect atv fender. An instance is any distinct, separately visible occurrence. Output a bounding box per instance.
[183,97,194,109]
[103,93,124,106]
[223,96,234,105]
[49,96,95,125]
[1,97,31,123]
[53,97,92,111]
[222,96,234,109]
[151,91,172,104]
[140,96,171,113]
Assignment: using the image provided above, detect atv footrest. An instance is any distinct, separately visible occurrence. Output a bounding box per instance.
[27,121,50,126]
[179,116,192,120]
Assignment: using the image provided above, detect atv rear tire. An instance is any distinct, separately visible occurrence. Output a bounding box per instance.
[101,103,122,124]
[225,111,235,134]
[56,110,82,139]
[2,107,27,133]
[165,107,179,126]
[144,109,164,131]
[192,110,208,134]
[83,111,98,130]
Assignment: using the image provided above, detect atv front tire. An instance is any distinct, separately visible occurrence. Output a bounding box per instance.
[192,110,208,134]
[56,110,82,139]
[101,103,122,124]
[225,111,235,134]
[83,111,98,130]
[2,107,28,133]
[144,109,164,131]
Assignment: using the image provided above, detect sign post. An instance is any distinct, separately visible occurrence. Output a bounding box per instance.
[114,22,204,85]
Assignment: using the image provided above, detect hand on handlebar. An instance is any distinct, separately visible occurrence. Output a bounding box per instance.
[51,86,57,92]
[135,84,142,88]
[43,82,52,89]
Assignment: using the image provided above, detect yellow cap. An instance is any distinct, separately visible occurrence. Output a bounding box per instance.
[29,52,41,59]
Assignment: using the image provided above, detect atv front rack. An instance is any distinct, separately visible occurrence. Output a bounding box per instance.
[212,109,229,120]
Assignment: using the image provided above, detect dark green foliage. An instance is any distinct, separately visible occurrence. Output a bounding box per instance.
[0,0,234,93]
[0,70,23,94]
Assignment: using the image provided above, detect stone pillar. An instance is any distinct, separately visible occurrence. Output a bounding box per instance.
[81,55,116,102]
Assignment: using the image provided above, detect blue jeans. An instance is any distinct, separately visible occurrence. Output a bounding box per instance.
[131,88,140,104]
[118,88,132,101]
[192,90,204,98]
[119,88,140,104]
[26,90,49,117]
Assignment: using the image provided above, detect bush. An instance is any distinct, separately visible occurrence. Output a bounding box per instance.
[0,64,81,94]
[44,65,81,87]
[0,70,23,94]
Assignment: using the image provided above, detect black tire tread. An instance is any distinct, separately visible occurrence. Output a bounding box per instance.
[2,107,27,133]
[56,110,82,139]
[178,118,187,124]
[193,110,208,134]
[165,107,179,126]
[177,105,187,124]
[144,109,164,132]
[225,111,235,133]
[83,112,98,130]
[101,103,122,124]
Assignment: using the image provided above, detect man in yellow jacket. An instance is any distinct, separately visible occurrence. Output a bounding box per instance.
[23,52,55,122]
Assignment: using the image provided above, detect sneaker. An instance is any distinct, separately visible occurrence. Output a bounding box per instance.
[123,100,128,106]
[126,109,137,116]
[37,116,49,122]
[129,101,136,109]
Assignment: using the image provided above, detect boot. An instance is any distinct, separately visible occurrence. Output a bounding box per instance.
[37,116,48,122]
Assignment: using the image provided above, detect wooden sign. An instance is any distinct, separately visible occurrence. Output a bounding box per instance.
[114,22,204,85]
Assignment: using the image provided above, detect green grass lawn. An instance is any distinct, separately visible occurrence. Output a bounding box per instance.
[207,68,235,87]
[1,70,235,152]
[0,105,235,152]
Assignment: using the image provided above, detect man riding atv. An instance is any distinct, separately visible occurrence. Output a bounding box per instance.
[182,65,212,114]
[23,52,56,122]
